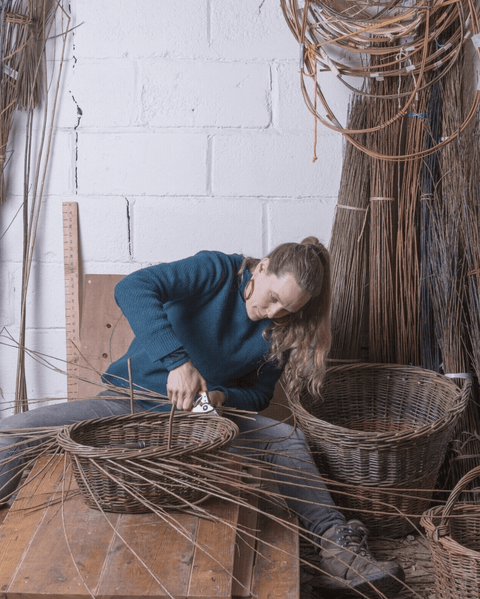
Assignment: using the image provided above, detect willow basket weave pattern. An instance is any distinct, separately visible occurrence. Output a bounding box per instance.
[327,467,440,537]
[57,411,239,513]
[421,465,480,599]
[288,363,470,535]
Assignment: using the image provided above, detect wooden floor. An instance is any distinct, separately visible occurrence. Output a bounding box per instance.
[0,457,299,599]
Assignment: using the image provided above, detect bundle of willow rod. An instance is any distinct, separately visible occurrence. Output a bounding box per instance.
[0,0,53,197]
[6,1,70,413]
[431,53,469,383]
[426,53,477,487]
[420,77,443,372]
[394,76,433,366]
[367,62,399,363]
[328,94,370,361]
[463,110,480,384]
[280,0,480,160]
[0,1,31,204]
[451,107,480,487]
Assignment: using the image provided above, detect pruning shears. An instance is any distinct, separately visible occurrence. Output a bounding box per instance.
[192,390,218,416]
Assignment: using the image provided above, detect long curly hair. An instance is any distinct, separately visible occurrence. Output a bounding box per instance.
[239,236,331,400]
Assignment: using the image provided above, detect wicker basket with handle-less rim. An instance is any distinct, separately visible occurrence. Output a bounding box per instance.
[287,363,470,536]
[421,464,480,599]
[57,410,239,513]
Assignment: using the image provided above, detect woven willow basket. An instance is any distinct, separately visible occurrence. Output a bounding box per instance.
[327,467,440,537]
[288,363,470,535]
[421,465,480,599]
[57,410,239,513]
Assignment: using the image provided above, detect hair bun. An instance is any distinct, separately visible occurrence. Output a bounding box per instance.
[301,236,321,247]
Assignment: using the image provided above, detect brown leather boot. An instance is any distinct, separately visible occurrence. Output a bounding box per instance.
[318,520,405,596]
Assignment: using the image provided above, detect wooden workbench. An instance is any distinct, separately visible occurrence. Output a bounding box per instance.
[0,456,299,599]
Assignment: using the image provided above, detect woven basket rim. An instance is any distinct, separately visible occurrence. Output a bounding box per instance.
[421,503,480,560]
[421,463,480,560]
[57,411,239,460]
[291,363,468,441]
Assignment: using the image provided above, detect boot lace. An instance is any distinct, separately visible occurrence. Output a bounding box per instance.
[335,523,373,560]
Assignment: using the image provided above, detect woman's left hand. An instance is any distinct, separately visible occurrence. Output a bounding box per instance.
[207,390,227,408]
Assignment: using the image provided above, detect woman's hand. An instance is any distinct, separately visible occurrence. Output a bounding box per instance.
[208,390,227,408]
[167,361,207,411]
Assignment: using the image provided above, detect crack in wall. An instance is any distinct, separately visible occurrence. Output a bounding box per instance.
[71,40,83,194]
[72,91,83,194]
[126,198,132,257]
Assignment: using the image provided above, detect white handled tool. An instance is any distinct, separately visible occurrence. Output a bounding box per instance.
[192,391,218,416]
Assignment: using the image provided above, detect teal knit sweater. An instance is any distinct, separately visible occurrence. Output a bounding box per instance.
[103,251,282,412]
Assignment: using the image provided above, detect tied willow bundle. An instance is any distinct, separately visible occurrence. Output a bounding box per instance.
[452,106,480,488]
[420,77,443,372]
[464,113,480,384]
[394,105,423,366]
[367,60,400,363]
[329,94,370,361]
[394,66,436,366]
[426,51,477,487]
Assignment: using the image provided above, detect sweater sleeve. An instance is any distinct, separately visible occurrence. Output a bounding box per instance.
[213,361,283,412]
[114,252,229,363]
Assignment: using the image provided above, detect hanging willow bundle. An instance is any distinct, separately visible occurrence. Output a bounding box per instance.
[0,1,31,204]
[1,1,70,413]
[328,94,370,361]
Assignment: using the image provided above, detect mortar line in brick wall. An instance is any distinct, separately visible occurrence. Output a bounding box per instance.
[206,136,213,196]
[263,202,270,255]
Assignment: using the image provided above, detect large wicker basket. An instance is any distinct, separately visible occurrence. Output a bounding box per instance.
[288,363,470,536]
[421,465,480,599]
[326,467,440,538]
[57,410,239,513]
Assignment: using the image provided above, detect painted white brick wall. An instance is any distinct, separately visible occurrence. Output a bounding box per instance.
[0,0,351,411]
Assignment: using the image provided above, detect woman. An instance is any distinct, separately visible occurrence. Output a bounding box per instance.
[0,237,404,596]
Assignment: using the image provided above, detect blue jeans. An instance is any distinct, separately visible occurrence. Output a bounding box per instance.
[0,398,345,537]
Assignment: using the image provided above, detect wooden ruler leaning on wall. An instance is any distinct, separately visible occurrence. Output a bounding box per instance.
[62,201,81,400]
[62,202,134,400]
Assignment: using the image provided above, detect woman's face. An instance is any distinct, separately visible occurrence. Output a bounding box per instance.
[245,259,312,322]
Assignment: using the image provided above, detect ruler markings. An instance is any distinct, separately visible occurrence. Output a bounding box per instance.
[62,202,80,400]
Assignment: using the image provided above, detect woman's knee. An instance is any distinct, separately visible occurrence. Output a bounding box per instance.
[0,410,46,432]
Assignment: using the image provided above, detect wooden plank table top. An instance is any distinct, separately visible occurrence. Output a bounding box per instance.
[0,456,299,599]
